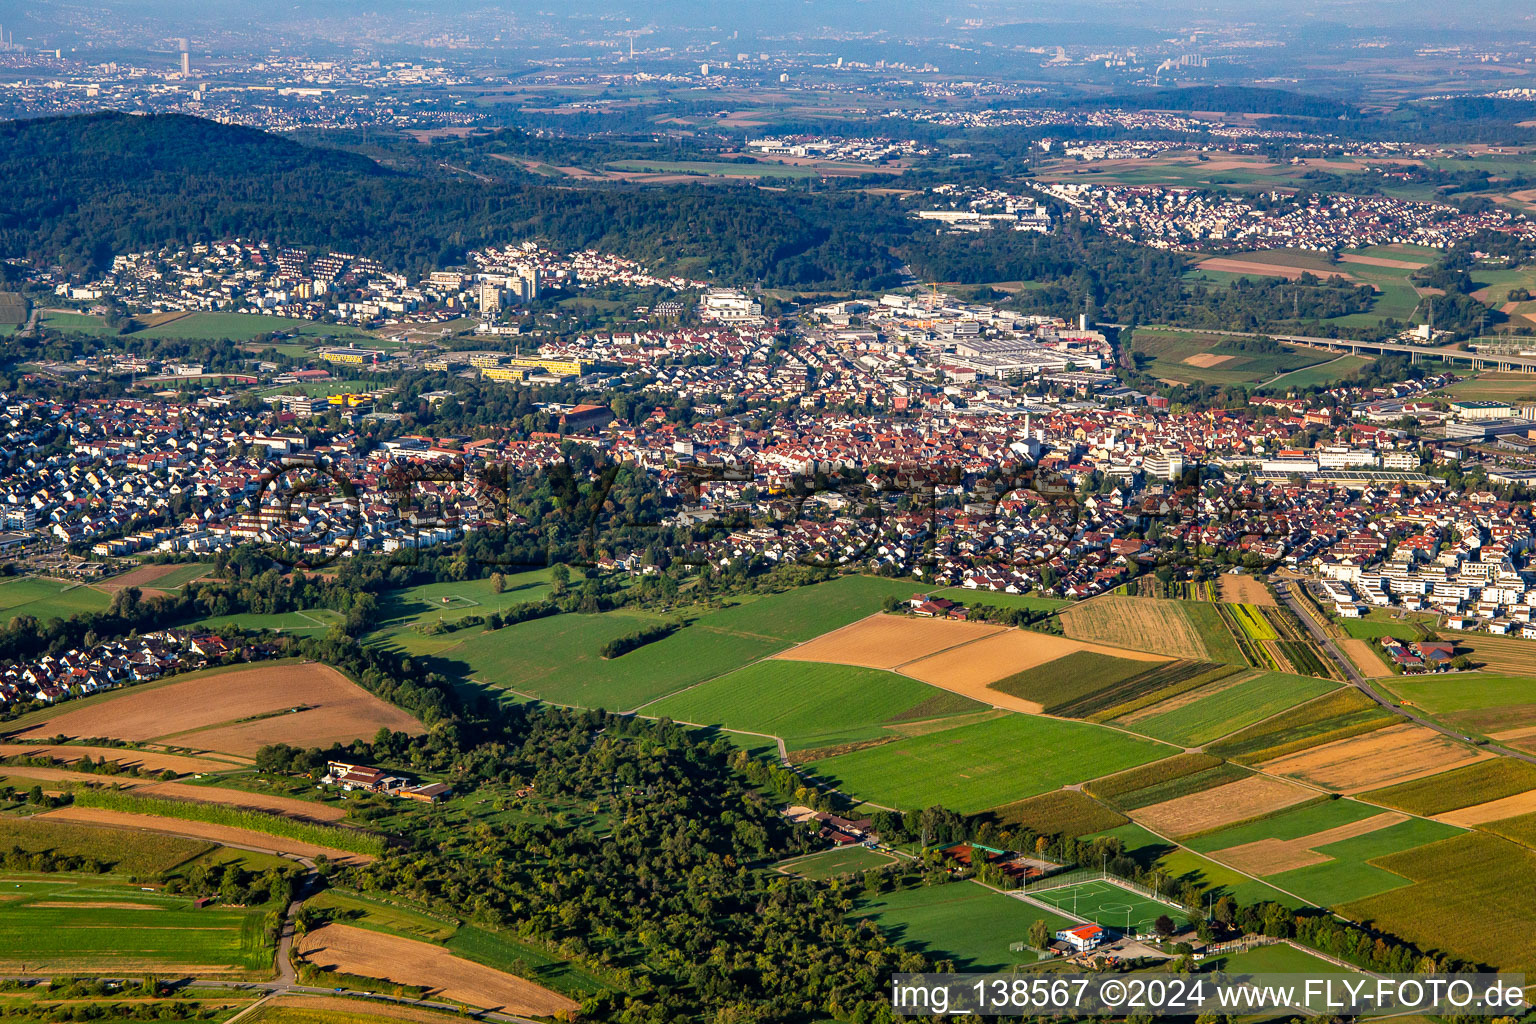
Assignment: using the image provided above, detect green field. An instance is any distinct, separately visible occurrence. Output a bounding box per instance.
[127,311,375,342]
[775,846,897,880]
[692,575,923,643]
[1338,832,1536,972]
[0,576,111,622]
[1259,355,1375,392]
[1087,822,1175,867]
[988,651,1159,712]
[644,660,984,751]
[39,311,117,335]
[0,817,212,875]
[304,888,455,943]
[805,713,1174,814]
[1091,758,1252,811]
[1154,848,1303,909]
[1027,878,1180,936]
[1441,372,1536,405]
[1201,941,1358,974]
[1128,672,1339,746]
[451,609,783,710]
[1384,673,1536,715]
[364,570,555,654]
[1264,817,1464,906]
[1129,328,1330,387]
[0,875,271,972]
[935,589,1068,613]
[851,882,1073,970]
[134,562,213,590]
[1186,798,1378,852]
[191,608,347,635]
[1207,687,1395,764]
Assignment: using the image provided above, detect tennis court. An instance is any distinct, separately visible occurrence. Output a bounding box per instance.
[1027,878,1177,936]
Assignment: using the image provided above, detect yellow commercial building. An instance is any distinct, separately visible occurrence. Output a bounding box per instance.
[480,366,528,383]
[505,356,590,376]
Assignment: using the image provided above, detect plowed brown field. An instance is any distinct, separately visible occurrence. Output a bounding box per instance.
[297,924,579,1016]
[12,663,422,755]
[0,744,239,774]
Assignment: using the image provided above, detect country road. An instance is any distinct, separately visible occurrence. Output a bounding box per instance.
[1273,578,1536,767]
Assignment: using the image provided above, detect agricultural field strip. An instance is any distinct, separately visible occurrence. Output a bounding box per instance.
[1184,684,1356,749]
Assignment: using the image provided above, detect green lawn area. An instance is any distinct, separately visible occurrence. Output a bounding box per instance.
[645,660,985,750]
[934,588,1067,612]
[851,882,1073,970]
[450,609,784,710]
[128,312,375,341]
[693,575,922,643]
[775,846,897,880]
[0,576,111,622]
[1201,942,1359,974]
[1259,355,1375,392]
[1186,798,1380,853]
[1087,822,1176,867]
[1382,673,1536,714]
[1441,372,1536,405]
[1155,848,1305,909]
[39,311,117,335]
[305,888,455,943]
[1264,817,1464,906]
[364,570,555,654]
[0,875,270,972]
[190,608,347,635]
[804,714,1174,814]
[1130,328,1329,387]
[1128,672,1339,746]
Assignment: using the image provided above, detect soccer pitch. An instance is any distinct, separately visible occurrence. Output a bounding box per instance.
[1027,879,1178,936]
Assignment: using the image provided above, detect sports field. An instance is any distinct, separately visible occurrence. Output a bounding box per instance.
[1026,878,1177,936]
[642,660,985,751]
[851,881,1073,971]
[804,713,1173,813]
[0,876,271,973]
[0,576,111,622]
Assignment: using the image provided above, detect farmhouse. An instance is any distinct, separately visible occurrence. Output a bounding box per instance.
[322,760,452,803]
[1056,924,1105,951]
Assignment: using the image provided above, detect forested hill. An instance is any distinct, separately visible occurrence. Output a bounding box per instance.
[0,111,909,288]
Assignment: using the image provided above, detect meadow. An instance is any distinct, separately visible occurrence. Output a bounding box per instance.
[851,882,1072,970]
[0,876,271,973]
[643,660,984,751]
[1258,355,1375,392]
[1386,673,1536,715]
[126,311,375,342]
[1263,817,1464,906]
[1153,848,1303,909]
[0,816,211,875]
[1127,673,1339,746]
[0,576,111,622]
[364,569,554,654]
[693,575,923,643]
[805,713,1173,813]
[1128,328,1329,387]
[775,847,897,880]
[450,610,783,710]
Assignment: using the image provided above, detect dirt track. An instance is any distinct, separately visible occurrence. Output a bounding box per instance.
[297,924,579,1016]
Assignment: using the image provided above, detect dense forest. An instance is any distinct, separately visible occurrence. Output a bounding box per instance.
[0,112,908,289]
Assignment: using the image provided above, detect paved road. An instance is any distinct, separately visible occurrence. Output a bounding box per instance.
[1273,578,1536,767]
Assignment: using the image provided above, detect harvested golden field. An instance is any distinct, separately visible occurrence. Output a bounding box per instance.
[136,781,347,822]
[1183,353,1234,368]
[0,744,239,774]
[899,631,1167,713]
[1209,811,1407,874]
[1060,597,1215,661]
[40,807,374,864]
[1218,575,1275,606]
[1438,790,1536,827]
[1341,638,1392,677]
[1260,722,1492,793]
[1196,258,1360,282]
[297,924,579,1017]
[257,995,469,1023]
[1131,774,1315,836]
[774,614,1004,671]
[12,663,423,756]
[1455,634,1536,674]
[94,562,208,592]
